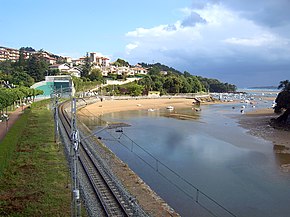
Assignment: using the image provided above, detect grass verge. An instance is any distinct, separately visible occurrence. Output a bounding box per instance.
[0,99,71,216]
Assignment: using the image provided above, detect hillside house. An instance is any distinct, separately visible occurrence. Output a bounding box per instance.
[49,63,70,72]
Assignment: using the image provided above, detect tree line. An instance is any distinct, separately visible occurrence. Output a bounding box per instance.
[0,87,43,115]
[104,62,237,96]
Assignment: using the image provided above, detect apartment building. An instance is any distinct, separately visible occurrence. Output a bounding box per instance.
[90,52,110,67]
[0,46,20,62]
[0,46,58,64]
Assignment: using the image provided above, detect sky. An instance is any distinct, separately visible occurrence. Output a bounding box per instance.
[1,0,290,87]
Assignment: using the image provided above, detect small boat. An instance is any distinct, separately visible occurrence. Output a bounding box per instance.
[166,106,174,110]
[192,107,201,112]
[148,108,155,112]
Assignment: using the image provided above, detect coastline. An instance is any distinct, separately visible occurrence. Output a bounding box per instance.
[239,108,290,150]
[78,96,218,216]
[79,97,290,151]
[78,97,290,215]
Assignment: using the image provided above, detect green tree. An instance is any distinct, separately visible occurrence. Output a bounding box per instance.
[138,75,153,93]
[112,58,130,67]
[278,80,290,91]
[180,75,191,93]
[126,83,142,96]
[11,70,34,87]
[0,60,14,75]
[27,54,48,82]
[183,71,191,78]
[89,68,103,82]
[81,52,91,78]
[151,75,164,91]
[190,76,203,93]
[17,48,27,67]
[163,75,182,94]
[148,66,161,76]
[274,89,290,124]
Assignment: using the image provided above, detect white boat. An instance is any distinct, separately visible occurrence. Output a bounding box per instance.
[166,106,174,110]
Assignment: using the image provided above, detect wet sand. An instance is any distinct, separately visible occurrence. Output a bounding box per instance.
[239,108,290,150]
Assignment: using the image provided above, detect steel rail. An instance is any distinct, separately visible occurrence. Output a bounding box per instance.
[58,101,133,217]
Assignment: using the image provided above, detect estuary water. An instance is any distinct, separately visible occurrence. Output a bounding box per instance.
[92,101,290,217]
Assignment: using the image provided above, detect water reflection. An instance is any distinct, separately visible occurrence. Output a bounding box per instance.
[274,145,290,173]
[80,104,290,217]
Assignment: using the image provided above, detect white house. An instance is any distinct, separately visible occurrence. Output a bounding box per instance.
[64,57,72,63]
[45,56,57,65]
[49,63,70,72]
[67,67,81,77]
[132,66,148,75]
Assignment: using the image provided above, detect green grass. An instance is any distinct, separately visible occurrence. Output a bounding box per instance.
[0,99,71,216]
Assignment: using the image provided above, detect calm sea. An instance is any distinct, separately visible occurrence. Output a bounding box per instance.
[87,92,290,217]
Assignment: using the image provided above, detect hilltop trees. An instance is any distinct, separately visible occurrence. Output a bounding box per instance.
[137,65,205,95]
[273,80,290,124]
[138,62,236,93]
[103,62,236,96]
[278,80,290,91]
[197,77,237,93]
[112,58,130,67]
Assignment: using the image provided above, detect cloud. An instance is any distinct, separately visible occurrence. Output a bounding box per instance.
[123,1,290,86]
[125,43,139,54]
[219,0,290,27]
[181,11,207,27]
[223,34,288,47]
[188,0,290,27]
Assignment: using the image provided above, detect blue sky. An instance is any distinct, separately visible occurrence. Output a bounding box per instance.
[1,0,290,87]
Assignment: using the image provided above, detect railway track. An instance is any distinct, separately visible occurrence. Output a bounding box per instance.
[57,100,147,217]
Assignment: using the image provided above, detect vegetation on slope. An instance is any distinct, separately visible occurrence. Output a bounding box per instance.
[0,100,71,216]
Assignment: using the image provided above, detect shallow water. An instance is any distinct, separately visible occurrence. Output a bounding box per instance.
[89,103,290,217]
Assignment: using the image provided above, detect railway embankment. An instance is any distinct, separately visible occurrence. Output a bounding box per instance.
[0,100,71,216]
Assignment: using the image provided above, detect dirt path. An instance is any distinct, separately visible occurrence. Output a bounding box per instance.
[0,106,27,142]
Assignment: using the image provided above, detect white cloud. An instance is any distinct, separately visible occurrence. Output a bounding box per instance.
[125,42,139,54]
[123,2,290,86]
[224,34,277,47]
[126,43,138,50]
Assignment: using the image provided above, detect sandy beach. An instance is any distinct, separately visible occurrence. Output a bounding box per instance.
[78,97,209,117]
